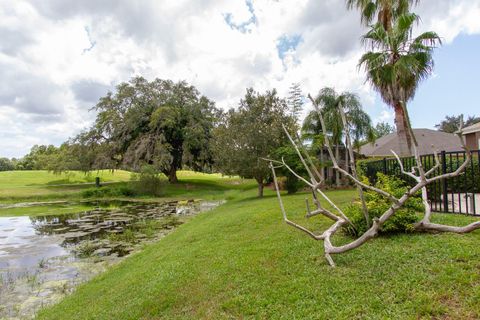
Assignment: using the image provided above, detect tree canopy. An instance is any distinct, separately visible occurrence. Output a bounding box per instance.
[358,11,441,155]
[212,88,295,197]
[373,121,395,138]
[435,114,480,133]
[85,77,218,182]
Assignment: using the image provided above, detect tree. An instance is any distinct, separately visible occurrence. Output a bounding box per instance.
[272,145,309,194]
[435,114,480,133]
[87,77,217,183]
[346,0,419,30]
[212,88,294,197]
[358,12,441,155]
[17,145,59,170]
[0,158,15,171]
[302,108,327,180]
[287,83,303,126]
[373,121,395,138]
[306,88,373,186]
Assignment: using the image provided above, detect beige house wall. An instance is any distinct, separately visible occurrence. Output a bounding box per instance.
[465,132,480,150]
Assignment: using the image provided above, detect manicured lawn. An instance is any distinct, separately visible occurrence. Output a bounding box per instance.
[0,170,252,217]
[0,170,247,204]
[36,184,480,319]
[0,170,131,201]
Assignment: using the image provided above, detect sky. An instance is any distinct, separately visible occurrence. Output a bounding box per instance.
[0,0,479,158]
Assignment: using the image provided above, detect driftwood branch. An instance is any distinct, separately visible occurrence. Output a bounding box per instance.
[270,95,479,267]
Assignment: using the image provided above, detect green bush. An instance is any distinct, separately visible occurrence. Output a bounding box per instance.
[81,184,136,198]
[343,173,422,237]
[272,145,310,194]
[130,165,164,196]
[285,175,303,194]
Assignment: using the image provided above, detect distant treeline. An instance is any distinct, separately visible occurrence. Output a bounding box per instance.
[0,77,389,197]
[0,145,62,171]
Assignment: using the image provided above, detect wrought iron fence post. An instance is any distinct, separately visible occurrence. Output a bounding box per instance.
[441,150,449,212]
[383,157,387,174]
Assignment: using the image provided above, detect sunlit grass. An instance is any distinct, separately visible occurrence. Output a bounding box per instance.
[37,186,480,319]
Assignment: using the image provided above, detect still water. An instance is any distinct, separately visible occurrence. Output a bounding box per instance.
[0,199,223,319]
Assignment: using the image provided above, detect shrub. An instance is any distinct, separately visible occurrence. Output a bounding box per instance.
[272,145,310,194]
[81,184,136,198]
[343,173,422,237]
[130,165,164,196]
[285,175,303,194]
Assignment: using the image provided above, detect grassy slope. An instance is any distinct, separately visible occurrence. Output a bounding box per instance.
[0,170,245,205]
[0,170,131,201]
[37,184,480,319]
[0,171,249,218]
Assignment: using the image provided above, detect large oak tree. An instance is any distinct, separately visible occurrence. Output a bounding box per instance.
[87,77,218,182]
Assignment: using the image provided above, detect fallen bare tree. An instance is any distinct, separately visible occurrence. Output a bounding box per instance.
[268,95,478,267]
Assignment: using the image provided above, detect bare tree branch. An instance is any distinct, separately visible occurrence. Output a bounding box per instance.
[269,96,478,267]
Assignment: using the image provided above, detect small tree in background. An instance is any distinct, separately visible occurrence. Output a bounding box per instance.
[435,114,480,133]
[373,121,395,138]
[212,88,295,197]
[287,83,303,126]
[0,158,15,171]
[305,88,374,187]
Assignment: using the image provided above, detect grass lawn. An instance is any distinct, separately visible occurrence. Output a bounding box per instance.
[0,170,252,217]
[0,170,248,205]
[0,170,131,202]
[36,180,480,319]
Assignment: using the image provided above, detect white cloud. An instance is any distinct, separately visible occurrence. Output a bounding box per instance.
[0,0,479,157]
[375,109,395,125]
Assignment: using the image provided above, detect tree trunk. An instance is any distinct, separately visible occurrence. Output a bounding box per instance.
[393,102,412,156]
[335,144,340,187]
[344,139,349,173]
[167,166,178,183]
[319,148,324,180]
[256,179,264,197]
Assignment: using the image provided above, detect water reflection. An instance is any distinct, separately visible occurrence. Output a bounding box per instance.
[0,199,223,319]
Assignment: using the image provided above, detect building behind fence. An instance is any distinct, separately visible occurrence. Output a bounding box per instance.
[361,149,480,215]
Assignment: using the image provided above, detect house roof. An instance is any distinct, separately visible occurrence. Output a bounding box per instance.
[462,122,480,135]
[359,128,463,157]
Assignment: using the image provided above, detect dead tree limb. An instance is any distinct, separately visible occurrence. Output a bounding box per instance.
[270,96,478,267]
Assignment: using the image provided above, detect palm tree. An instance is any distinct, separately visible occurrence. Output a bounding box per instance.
[359,12,441,155]
[303,88,373,186]
[346,0,419,30]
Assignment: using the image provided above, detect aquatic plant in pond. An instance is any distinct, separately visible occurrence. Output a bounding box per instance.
[0,199,224,319]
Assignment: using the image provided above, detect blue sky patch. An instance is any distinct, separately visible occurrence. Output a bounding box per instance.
[276,34,302,60]
[223,0,257,33]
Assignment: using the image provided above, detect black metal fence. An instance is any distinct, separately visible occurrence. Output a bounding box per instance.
[361,150,480,215]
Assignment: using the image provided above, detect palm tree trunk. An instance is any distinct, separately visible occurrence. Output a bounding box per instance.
[319,148,324,180]
[335,144,340,187]
[345,139,349,173]
[394,102,412,156]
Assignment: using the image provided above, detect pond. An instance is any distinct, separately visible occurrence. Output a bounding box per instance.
[0,199,223,319]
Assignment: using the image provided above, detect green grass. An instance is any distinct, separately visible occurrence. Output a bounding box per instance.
[36,185,480,319]
[0,170,253,217]
[0,170,131,202]
[0,170,250,204]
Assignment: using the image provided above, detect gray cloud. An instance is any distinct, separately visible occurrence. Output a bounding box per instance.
[0,63,64,116]
[27,0,219,64]
[71,80,111,104]
[294,0,364,57]
[0,27,34,56]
